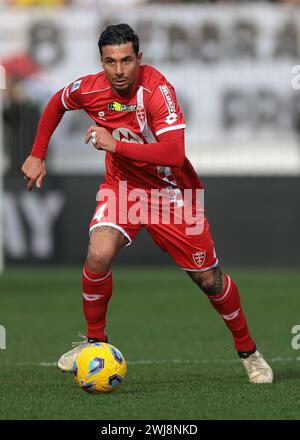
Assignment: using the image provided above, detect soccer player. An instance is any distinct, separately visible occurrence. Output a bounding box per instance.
[21,24,273,383]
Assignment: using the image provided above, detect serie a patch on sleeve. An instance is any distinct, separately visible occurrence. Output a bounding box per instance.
[70,80,82,93]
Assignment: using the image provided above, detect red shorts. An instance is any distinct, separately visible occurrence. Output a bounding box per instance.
[89,183,218,272]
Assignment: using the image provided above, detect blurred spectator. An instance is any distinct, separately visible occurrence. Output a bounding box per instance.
[148,0,300,3]
[1,55,47,172]
[5,0,146,5]
[8,0,70,6]
[5,0,300,5]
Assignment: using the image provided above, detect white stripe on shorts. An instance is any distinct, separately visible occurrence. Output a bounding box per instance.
[89,222,132,247]
[181,259,219,273]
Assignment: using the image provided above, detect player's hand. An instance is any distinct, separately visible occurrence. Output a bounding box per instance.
[85,126,117,153]
[21,155,47,192]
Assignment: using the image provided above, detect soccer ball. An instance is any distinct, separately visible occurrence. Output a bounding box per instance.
[73,342,127,394]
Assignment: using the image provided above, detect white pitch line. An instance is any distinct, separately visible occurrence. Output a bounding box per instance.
[3,356,300,368]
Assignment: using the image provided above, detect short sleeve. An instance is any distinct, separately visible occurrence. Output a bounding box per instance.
[148,82,186,136]
[61,78,84,110]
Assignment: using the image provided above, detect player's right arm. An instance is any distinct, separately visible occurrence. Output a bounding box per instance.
[21,78,84,191]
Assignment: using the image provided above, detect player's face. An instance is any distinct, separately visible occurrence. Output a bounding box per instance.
[101,42,142,96]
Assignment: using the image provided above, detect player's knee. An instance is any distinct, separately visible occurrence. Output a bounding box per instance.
[188,266,224,296]
[86,245,115,273]
[200,277,220,295]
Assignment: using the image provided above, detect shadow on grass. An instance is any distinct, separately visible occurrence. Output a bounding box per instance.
[274,368,299,382]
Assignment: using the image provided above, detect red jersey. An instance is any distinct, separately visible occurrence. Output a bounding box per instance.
[60,65,203,194]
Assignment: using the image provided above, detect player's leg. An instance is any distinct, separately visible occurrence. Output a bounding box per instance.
[82,225,129,343]
[147,214,273,383]
[57,226,128,372]
[148,220,255,353]
[58,182,141,372]
[187,267,255,354]
[81,182,141,346]
[187,267,273,383]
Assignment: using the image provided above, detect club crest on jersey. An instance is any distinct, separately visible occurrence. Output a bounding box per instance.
[136,104,146,123]
[70,80,82,93]
[192,250,206,268]
[107,101,137,112]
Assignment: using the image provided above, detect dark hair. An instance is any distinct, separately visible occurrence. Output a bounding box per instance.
[98,24,139,56]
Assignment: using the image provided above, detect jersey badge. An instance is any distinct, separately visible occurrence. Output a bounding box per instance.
[70,80,82,93]
[192,250,206,268]
[136,104,146,124]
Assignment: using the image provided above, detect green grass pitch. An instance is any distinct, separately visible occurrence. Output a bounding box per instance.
[0,266,299,420]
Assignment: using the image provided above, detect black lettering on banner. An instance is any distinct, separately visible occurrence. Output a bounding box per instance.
[28,21,64,67]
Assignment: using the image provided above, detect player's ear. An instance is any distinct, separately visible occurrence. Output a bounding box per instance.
[137,52,142,65]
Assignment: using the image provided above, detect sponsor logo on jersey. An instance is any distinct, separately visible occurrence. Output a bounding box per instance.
[112,128,144,144]
[98,111,106,120]
[159,84,178,125]
[192,250,206,268]
[70,80,82,93]
[165,113,178,125]
[159,84,176,114]
[107,101,137,112]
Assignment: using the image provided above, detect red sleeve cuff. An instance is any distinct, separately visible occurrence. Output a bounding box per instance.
[115,140,126,156]
[31,145,47,160]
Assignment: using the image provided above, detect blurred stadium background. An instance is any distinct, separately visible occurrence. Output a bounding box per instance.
[1,0,300,269]
[1,0,300,421]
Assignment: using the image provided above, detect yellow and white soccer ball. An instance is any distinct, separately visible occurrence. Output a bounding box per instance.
[73,343,127,394]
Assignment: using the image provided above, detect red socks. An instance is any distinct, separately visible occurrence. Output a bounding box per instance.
[82,265,254,353]
[207,275,255,353]
[82,265,113,341]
